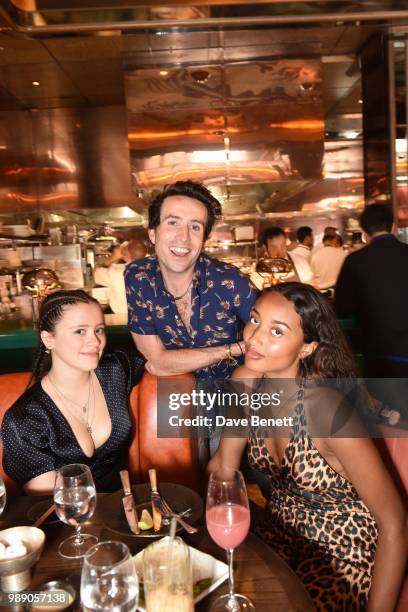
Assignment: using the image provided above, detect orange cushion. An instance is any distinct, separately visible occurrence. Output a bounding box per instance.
[137,372,200,491]
[0,372,30,496]
[377,425,408,507]
[0,371,202,497]
[127,384,141,482]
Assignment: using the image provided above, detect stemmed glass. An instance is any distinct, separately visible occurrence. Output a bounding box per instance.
[53,463,97,559]
[0,475,6,516]
[206,468,255,611]
[81,541,139,612]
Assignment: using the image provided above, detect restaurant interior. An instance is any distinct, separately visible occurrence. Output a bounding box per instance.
[0,2,407,317]
[0,2,407,611]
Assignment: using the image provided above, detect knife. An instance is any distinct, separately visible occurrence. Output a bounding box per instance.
[148,468,162,532]
[119,470,140,535]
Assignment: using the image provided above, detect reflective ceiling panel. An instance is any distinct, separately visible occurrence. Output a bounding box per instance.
[0,106,137,213]
[3,1,408,33]
[124,57,325,194]
[1,1,400,219]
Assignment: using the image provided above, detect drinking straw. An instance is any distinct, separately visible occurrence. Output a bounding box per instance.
[166,516,178,589]
[169,515,177,541]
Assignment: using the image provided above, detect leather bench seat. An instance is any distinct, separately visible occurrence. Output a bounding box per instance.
[0,371,200,495]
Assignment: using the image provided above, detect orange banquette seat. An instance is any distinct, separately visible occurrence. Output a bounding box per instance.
[0,371,200,495]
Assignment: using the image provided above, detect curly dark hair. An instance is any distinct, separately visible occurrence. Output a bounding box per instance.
[266,283,356,382]
[148,180,222,240]
[31,289,102,384]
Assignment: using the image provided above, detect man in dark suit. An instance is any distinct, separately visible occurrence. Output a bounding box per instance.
[336,204,408,418]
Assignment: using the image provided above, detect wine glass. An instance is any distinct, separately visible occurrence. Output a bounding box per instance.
[53,463,97,559]
[81,541,139,612]
[206,467,255,611]
[0,475,6,516]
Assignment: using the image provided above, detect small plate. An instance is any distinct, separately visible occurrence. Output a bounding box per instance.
[101,483,203,538]
[134,544,229,610]
[31,579,77,611]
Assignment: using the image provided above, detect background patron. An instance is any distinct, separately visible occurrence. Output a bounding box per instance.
[311,231,345,290]
[290,226,314,262]
[262,226,316,285]
[94,239,147,314]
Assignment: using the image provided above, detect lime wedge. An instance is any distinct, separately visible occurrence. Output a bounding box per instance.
[138,509,153,531]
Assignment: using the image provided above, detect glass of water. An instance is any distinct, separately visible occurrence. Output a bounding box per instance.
[0,475,6,516]
[81,541,138,612]
[53,463,97,559]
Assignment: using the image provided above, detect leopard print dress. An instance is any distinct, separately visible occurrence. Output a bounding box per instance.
[248,384,378,612]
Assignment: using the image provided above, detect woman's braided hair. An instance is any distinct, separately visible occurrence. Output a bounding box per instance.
[31,289,101,384]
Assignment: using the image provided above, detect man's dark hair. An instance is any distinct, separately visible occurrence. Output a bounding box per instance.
[323,226,338,239]
[148,180,222,240]
[261,226,285,246]
[296,226,313,243]
[360,204,393,236]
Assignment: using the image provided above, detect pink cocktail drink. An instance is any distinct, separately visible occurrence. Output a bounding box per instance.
[206,503,250,549]
[206,469,255,610]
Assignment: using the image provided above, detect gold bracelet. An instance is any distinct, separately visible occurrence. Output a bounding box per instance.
[237,342,244,358]
[225,344,238,365]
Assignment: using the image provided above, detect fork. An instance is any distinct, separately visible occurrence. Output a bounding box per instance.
[160,497,198,534]
[162,505,192,520]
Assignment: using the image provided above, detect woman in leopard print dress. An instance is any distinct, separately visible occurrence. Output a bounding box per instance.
[208,283,406,611]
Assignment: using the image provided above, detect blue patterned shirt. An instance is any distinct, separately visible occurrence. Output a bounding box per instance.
[125,254,257,379]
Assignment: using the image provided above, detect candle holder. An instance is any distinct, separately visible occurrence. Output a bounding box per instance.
[21,268,60,322]
[256,256,294,287]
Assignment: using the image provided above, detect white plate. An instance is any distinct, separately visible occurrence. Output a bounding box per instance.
[133,543,228,610]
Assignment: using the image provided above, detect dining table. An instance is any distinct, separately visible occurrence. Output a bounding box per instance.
[0,494,315,612]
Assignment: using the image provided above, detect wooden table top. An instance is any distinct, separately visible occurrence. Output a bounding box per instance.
[0,495,314,612]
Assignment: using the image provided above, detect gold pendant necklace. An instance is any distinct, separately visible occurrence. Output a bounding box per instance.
[48,372,94,436]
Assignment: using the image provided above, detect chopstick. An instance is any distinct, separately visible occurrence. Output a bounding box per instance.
[33,503,55,527]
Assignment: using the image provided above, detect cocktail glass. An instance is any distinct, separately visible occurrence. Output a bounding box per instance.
[206,467,255,611]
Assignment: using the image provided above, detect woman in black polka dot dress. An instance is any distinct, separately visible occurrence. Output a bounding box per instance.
[1,290,144,494]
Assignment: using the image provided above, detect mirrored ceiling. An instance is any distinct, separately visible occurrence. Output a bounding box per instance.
[1,1,407,225]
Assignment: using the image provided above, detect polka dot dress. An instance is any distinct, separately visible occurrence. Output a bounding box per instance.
[1,350,144,492]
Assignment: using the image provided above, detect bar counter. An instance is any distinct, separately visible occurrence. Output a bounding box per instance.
[0,314,362,374]
[0,314,130,373]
